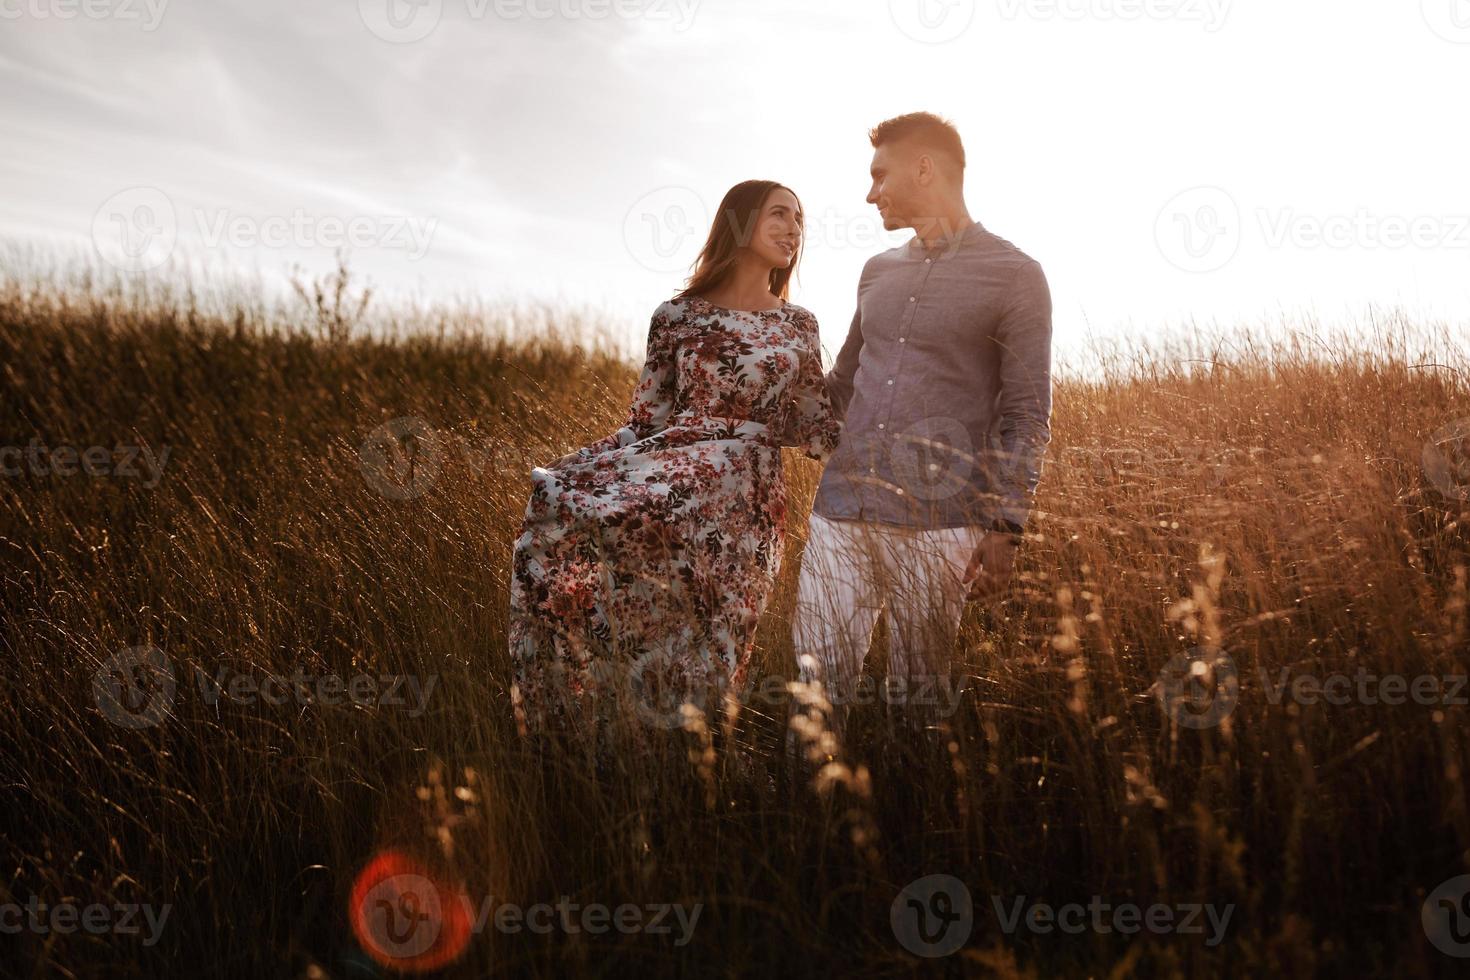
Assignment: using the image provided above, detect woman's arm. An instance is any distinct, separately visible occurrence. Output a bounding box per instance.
[569,305,679,461]
[774,307,843,462]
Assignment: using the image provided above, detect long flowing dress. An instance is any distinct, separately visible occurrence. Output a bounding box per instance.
[508,295,842,735]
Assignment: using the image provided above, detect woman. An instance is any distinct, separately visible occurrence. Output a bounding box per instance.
[507,179,842,739]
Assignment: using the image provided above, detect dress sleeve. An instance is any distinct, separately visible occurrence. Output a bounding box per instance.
[774,308,843,462]
[576,305,679,459]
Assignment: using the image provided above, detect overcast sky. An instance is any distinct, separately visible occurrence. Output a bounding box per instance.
[3,0,1467,363]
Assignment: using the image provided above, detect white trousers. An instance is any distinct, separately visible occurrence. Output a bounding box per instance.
[791,512,990,726]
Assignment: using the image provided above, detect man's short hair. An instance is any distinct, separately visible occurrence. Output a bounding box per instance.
[868,112,966,174]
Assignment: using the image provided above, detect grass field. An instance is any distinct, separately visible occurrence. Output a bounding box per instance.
[2,258,1469,978]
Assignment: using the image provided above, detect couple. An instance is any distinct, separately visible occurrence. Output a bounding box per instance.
[507,111,1053,743]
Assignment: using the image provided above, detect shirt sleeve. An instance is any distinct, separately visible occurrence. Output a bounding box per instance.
[991,259,1053,528]
[576,305,679,459]
[774,308,843,462]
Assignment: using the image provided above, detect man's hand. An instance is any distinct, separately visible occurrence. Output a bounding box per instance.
[962,530,1020,602]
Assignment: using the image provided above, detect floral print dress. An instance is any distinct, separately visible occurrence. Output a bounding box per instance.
[508,295,842,734]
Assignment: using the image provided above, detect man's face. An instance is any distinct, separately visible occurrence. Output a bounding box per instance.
[866,141,921,231]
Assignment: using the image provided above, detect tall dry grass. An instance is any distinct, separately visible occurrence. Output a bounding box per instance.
[1,256,1468,978]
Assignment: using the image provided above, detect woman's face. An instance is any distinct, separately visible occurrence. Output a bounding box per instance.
[746,188,803,270]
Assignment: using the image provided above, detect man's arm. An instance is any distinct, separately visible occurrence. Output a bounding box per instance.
[823,271,867,419]
[990,258,1054,531]
[964,258,1053,601]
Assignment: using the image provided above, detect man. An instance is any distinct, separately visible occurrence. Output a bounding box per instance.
[791,111,1053,741]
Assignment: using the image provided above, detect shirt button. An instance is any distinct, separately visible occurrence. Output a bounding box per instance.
[925,258,931,264]
[868,467,876,473]
[898,337,906,343]
[895,488,905,495]
[877,423,885,429]
[909,296,916,302]
[886,379,893,385]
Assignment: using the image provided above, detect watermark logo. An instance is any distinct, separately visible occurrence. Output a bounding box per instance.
[1156,646,1239,729]
[616,661,970,731]
[994,0,1231,31]
[1158,187,1470,273]
[0,898,171,947]
[889,0,976,43]
[0,0,170,30]
[359,0,700,43]
[92,188,438,271]
[1260,667,1467,709]
[93,187,178,273]
[1423,875,1470,957]
[359,873,444,961]
[349,849,702,968]
[1155,186,1240,273]
[350,851,473,971]
[194,208,438,259]
[888,415,976,502]
[1047,442,1245,492]
[1423,417,1470,502]
[990,895,1233,945]
[359,416,445,500]
[891,877,1235,954]
[93,646,438,726]
[359,0,444,42]
[93,645,176,730]
[1422,0,1470,44]
[1258,209,1470,251]
[891,874,974,957]
[621,630,711,729]
[623,186,708,274]
[1,440,171,487]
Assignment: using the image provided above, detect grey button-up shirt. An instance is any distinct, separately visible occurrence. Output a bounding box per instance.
[812,219,1053,530]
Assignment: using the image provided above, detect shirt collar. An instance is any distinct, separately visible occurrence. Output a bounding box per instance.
[907,218,985,257]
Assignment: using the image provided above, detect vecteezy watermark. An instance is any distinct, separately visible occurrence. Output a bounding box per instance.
[889,0,976,44]
[1046,441,1253,492]
[887,415,976,503]
[0,0,170,30]
[1156,646,1239,729]
[359,416,444,500]
[622,195,957,271]
[357,0,700,43]
[1422,0,1470,44]
[91,187,438,273]
[1260,667,1468,709]
[994,0,1231,32]
[890,875,1234,956]
[1257,209,1470,251]
[1157,186,1470,273]
[1423,417,1470,502]
[1423,874,1470,957]
[93,645,438,728]
[358,416,550,500]
[1156,653,1469,730]
[820,414,1043,506]
[616,656,971,731]
[1155,186,1242,274]
[623,186,710,275]
[989,895,1234,946]
[892,874,975,957]
[0,440,171,488]
[0,898,171,947]
[91,187,176,273]
[351,864,701,968]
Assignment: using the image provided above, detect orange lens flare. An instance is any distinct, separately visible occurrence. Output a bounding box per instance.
[348,849,473,973]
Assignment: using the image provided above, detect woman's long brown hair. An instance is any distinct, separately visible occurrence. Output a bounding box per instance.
[675,180,804,302]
